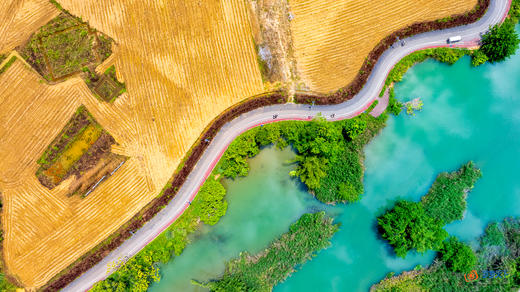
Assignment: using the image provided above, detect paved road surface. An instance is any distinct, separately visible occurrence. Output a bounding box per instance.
[63,0,510,290]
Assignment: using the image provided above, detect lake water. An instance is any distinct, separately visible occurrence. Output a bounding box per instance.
[150,41,520,291]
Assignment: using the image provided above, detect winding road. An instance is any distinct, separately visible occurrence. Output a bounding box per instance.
[63,0,510,290]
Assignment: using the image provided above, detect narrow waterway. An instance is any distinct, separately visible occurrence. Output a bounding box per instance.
[150,38,520,292]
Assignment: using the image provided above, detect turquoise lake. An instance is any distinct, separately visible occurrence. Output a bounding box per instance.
[149,43,520,291]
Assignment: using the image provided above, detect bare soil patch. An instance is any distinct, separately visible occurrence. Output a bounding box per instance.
[36,105,126,197]
[248,0,298,89]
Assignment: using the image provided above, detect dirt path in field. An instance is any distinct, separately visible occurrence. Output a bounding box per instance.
[248,0,301,96]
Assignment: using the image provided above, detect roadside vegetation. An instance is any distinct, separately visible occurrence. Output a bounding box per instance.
[218,113,387,203]
[378,162,482,258]
[92,176,228,291]
[480,20,520,63]
[474,0,520,65]
[92,112,386,290]
[372,218,520,291]
[386,88,402,116]
[380,48,470,96]
[381,4,520,97]
[196,212,339,291]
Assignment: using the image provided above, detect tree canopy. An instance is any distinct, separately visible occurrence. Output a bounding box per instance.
[480,21,520,63]
[439,237,477,273]
[378,201,448,258]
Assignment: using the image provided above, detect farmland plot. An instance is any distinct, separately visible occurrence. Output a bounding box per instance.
[0,0,59,53]
[0,0,480,289]
[0,0,263,288]
[288,0,477,92]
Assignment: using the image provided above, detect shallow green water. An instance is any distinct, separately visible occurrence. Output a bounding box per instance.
[150,46,520,291]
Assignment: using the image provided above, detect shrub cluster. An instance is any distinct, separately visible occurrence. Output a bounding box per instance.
[373,218,520,292]
[378,162,481,258]
[217,113,386,203]
[439,237,477,273]
[386,88,402,116]
[91,178,227,291]
[474,1,520,65]
[421,162,482,224]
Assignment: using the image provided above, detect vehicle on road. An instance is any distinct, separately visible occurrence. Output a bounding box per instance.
[447,35,462,43]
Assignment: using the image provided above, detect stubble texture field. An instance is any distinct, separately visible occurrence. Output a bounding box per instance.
[0,0,481,289]
[0,0,263,288]
[288,0,478,92]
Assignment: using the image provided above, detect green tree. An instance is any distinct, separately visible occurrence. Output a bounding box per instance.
[387,88,402,116]
[291,156,328,190]
[439,237,477,273]
[378,201,448,258]
[471,49,489,66]
[343,118,367,140]
[480,21,520,63]
[197,179,228,225]
[337,181,360,203]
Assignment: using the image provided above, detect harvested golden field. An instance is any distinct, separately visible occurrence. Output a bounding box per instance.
[0,0,59,53]
[0,0,263,288]
[288,0,477,92]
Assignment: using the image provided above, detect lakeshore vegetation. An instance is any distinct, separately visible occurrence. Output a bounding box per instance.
[196,212,339,291]
[218,113,387,204]
[92,177,228,291]
[70,2,520,290]
[372,218,520,291]
[92,112,386,290]
[378,162,482,258]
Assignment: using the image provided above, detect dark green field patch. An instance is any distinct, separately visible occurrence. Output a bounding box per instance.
[17,11,115,95]
[84,65,126,102]
[35,105,126,195]
[42,26,97,78]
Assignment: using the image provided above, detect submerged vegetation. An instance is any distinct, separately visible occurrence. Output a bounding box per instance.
[378,162,481,258]
[197,212,339,291]
[373,218,520,291]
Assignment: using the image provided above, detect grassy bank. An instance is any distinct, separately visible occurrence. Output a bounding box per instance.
[196,212,339,291]
[378,162,482,258]
[92,113,386,290]
[91,176,227,291]
[380,48,471,96]
[0,56,17,76]
[218,113,387,204]
[373,217,520,291]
